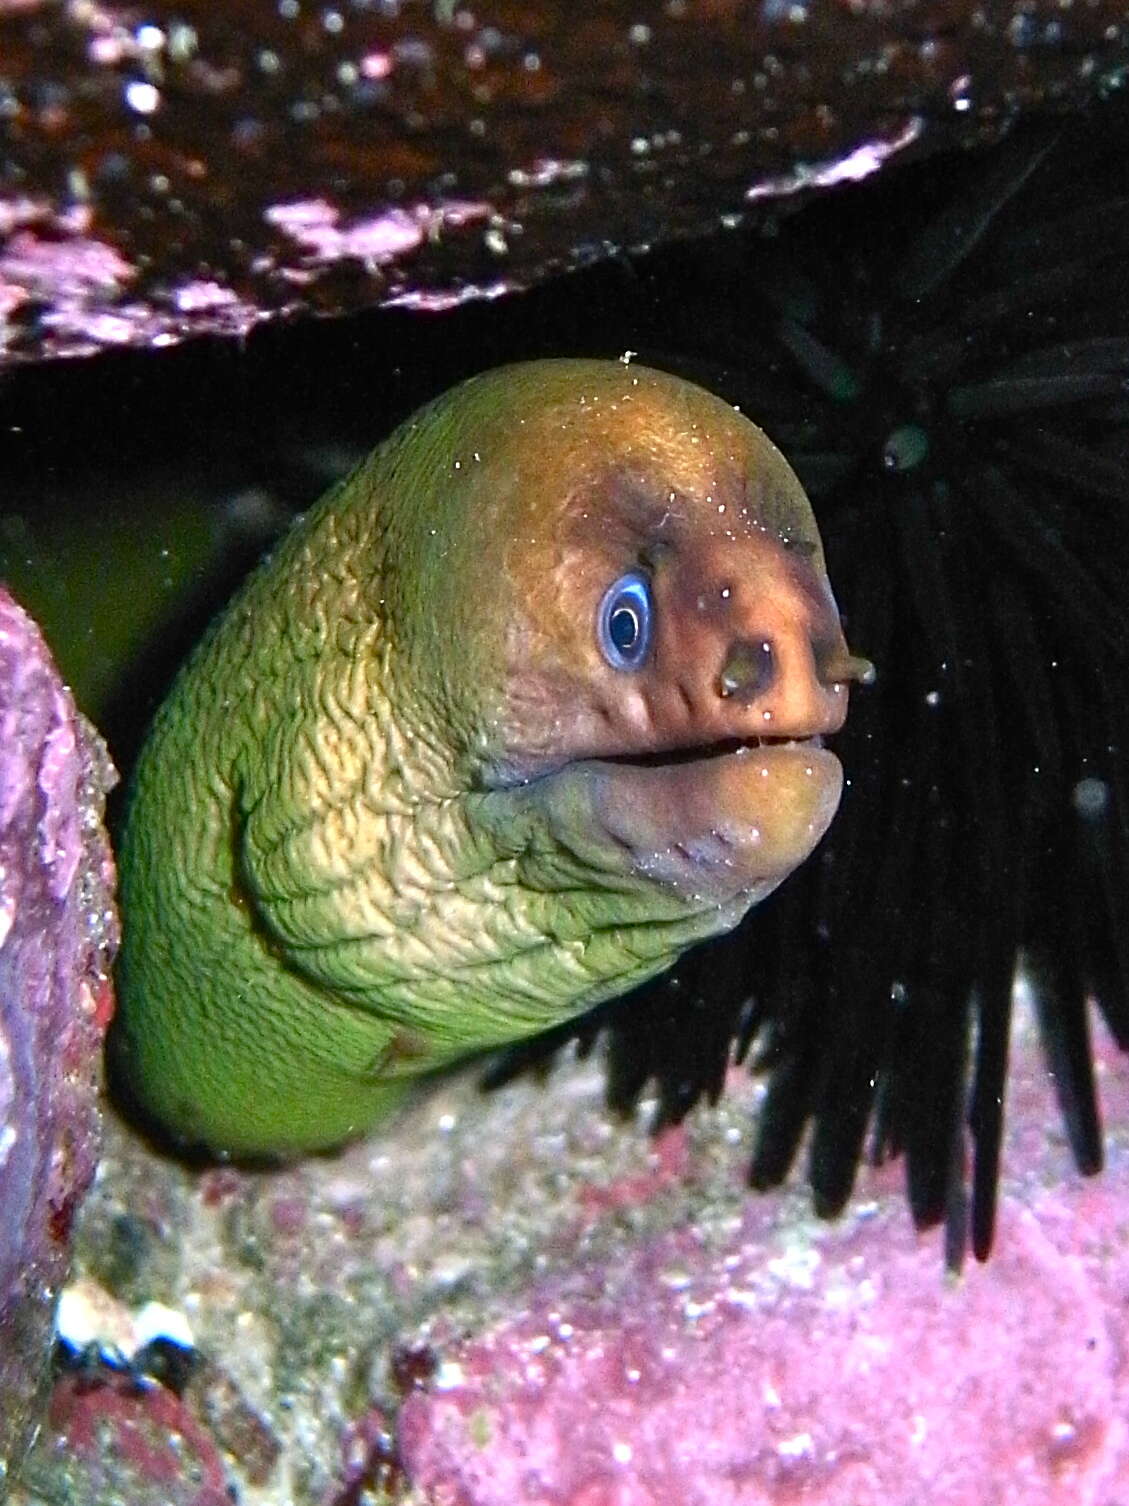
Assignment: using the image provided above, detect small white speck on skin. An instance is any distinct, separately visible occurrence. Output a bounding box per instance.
[612,1441,633,1464]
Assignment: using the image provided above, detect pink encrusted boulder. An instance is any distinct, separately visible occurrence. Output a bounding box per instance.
[397,1033,1129,1506]
[0,586,118,1490]
[397,1201,1125,1506]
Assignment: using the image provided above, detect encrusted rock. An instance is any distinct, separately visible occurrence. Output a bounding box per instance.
[0,586,118,1491]
[0,0,1126,361]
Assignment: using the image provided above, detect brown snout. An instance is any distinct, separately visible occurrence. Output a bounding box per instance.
[654,532,873,742]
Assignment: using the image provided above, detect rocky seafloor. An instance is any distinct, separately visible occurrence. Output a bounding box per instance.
[7,979,1129,1506]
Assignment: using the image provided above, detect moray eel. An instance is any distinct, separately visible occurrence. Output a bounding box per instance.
[114,359,872,1157]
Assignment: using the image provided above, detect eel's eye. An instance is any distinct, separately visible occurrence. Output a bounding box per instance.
[597,572,653,671]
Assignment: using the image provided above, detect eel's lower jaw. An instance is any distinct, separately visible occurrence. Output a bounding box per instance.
[581,740,843,906]
[489,735,844,910]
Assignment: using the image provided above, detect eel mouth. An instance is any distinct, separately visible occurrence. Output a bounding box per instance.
[491,733,844,911]
[590,737,842,905]
[599,731,825,769]
[489,731,828,787]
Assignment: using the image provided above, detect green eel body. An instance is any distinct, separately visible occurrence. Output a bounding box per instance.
[114,360,869,1156]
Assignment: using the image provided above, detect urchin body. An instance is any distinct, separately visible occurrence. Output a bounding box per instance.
[115,360,867,1156]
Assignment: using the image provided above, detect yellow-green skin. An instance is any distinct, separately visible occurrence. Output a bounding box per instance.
[115,360,866,1157]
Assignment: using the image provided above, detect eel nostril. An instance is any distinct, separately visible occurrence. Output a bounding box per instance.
[817,643,877,688]
[716,637,776,702]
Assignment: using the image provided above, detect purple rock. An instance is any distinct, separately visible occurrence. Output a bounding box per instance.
[396,1028,1129,1506]
[0,586,118,1490]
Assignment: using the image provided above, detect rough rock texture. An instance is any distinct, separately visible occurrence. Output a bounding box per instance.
[399,1076,1129,1504]
[0,586,118,1493]
[33,1373,233,1506]
[11,997,1129,1505]
[1,0,1127,362]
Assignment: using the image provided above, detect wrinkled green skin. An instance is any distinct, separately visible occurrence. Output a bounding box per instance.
[115,360,860,1156]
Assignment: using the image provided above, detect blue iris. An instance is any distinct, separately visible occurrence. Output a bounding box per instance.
[597,572,653,671]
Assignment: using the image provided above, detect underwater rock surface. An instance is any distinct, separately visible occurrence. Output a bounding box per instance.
[0,587,118,1492]
[14,1001,1129,1505]
[400,1080,1129,1506]
[0,0,1126,361]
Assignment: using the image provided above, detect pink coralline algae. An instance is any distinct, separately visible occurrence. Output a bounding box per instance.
[34,1374,232,1506]
[0,586,118,1490]
[398,1211,1127,1506]
[398,1036,1129,1506]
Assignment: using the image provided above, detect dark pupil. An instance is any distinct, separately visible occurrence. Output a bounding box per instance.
[609,604,640,654]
